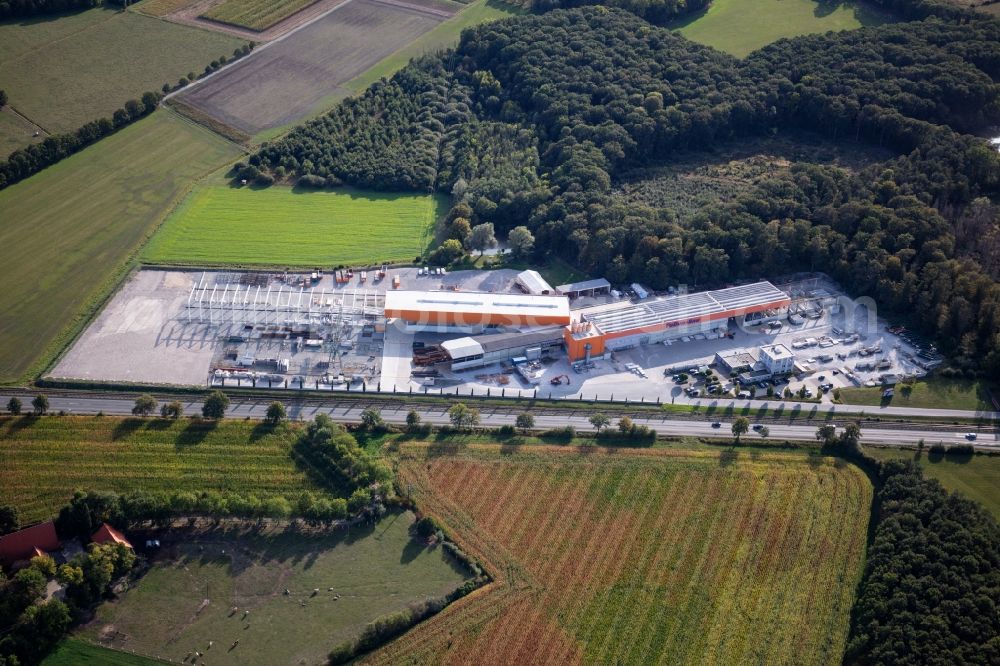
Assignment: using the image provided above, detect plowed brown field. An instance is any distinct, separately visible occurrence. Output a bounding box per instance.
[368,445,872,665]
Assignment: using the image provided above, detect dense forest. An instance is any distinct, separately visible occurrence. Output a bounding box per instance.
[846,459,1000,664]
[247,5,1000,374]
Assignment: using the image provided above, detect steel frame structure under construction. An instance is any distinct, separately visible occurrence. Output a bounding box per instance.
[182,273,385,328]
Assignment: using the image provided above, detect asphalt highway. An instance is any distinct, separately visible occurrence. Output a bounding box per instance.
[3,391,996,448]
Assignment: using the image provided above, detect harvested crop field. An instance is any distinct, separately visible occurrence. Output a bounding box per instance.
[0,416,322,524]
[371,445,873,665]
[144,183,445,266]
[174,0,450,134]
[203,0,320,30]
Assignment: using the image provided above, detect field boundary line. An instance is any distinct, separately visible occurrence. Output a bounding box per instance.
[367,0,458,19]
[25,110,244,387]
[164,0,360,104]
[4,106,50,136]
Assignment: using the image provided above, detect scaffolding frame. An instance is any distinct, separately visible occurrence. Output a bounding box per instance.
[182,272,384,328]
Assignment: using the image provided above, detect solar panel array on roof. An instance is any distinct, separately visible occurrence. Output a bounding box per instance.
[711,282,789,311]
[580,281,788,336]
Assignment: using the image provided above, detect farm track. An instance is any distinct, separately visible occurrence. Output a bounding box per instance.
[367,445,871,664]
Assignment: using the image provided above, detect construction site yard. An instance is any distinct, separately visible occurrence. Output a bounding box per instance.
[50,268,931,406]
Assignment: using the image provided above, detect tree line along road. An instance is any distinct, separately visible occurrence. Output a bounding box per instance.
[0,390,996,449]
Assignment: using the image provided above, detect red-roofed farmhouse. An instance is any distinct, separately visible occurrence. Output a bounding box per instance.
[0,521,60,567]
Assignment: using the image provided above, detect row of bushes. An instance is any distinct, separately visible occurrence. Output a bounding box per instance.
[328,512,489,664]
[293,414,394,501]
[0,91,161,190]
[927,442,976,457]
[54,488,354,540]
[0,43,254,191]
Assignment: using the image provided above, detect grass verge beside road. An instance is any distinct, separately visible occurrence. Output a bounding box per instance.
[0,416,324,524]
[670,0,890,57]
[144,182,446,267]
[837,377,999,412]
[0,110,242,384]
[868,447,1000,518]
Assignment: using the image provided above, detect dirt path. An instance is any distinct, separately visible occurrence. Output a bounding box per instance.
[3,106,50,137]
[164,0,353,41]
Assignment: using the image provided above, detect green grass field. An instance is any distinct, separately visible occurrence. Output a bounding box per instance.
[838,377,999,412]
[0,7,244,149]
[144,182,447,267]
[671,0,890,57]
[202,0,317,30]
[0,107,43,157]
[43,639,168,666]
[81,514,471,665]
[0,110,242,383]
[868,447,1000,518]
[0,416,326,523]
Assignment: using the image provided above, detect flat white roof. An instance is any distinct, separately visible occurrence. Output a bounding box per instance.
[384,290,570,319]
[441,337,484,359]
[579,281,789,335]
[760,343,794,359]
[515,270,554,294]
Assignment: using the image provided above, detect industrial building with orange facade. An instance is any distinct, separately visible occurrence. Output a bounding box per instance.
[384,282,791,366]
[564,281,791,362]
[384,290,571,331]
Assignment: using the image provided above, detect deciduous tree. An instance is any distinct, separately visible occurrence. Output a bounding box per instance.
[131,394,157,417]
[265,401,286,425]
[515,412,535,434]
[731,417,749,443]
[202,390,229,419]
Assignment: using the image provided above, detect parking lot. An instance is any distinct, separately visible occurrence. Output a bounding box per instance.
[52,269,938,405]
[405,276,939,404]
